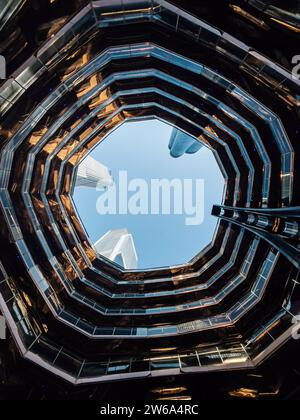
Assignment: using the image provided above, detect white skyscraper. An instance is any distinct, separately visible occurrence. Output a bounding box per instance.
[94,228,138,269]
[76,155,113,189]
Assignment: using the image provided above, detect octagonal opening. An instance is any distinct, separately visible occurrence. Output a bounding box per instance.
[73,119,225,270]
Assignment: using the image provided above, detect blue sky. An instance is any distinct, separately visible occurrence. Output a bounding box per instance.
[73,119,224,269]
